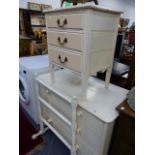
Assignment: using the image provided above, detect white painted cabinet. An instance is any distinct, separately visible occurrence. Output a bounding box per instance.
[44,4,122,97]
[35,70,128,155]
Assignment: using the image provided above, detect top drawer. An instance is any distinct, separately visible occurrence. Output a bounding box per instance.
[46,14,84,29]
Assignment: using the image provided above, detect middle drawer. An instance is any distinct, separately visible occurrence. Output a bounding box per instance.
[47,31,84,51]
[38,82,72,121]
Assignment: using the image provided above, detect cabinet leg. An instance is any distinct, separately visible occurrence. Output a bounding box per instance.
[81,76,89,99]
[71,149,77,155]
[50,64,55,82]
[32,126,48,140]
[105,67,112,88]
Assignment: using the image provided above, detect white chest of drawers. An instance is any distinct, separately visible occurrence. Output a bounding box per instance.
[44,5,122,97]
[35,70,128,155]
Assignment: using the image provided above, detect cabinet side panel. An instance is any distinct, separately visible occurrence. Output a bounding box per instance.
[90,32,114,52]
[90,49,113,74]
[101,122,115,155]
[89,10,120,31]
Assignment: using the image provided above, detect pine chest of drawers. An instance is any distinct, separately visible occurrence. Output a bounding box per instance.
[44,5,122,97]
[35,70,128,155]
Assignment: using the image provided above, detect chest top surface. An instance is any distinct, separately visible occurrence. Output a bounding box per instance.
[37,70,128,123]
[43,4,122,14]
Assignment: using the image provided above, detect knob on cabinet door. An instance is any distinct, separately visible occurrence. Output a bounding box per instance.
[76,127,81,134]
[47,118,53,123]
[46,89,49,94]
[75,144,80,152]
[77,111,83,117]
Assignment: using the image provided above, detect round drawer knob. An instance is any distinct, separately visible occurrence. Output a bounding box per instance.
[46,89,49,94]
[76,127,81,134]
[75,144,80,152]
[47,118,53,123]
[77,111,83,117]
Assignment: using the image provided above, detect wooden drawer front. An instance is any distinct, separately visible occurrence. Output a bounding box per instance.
[47,31,83,51]
[76,106,104,135]
[76,125,102,154]
[40,102,72,144]
[75,137,96,155]
[46,14,84,29]
[48,47,81,73]
[38,82,72,121]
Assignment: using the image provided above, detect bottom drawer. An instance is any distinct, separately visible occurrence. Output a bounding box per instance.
[76,125,102,154]
[40,102,72,145]
[48,47,81,73]
[76,137,96,155]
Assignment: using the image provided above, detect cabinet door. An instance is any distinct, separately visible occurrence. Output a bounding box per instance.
[75,137,96,155]
[76,106,104,155]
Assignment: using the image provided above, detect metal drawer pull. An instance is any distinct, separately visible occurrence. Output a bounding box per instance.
[57,37,68,45]
[57,18,67,27]
[58,55,68,64]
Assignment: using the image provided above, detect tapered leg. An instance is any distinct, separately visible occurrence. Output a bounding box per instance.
[105,66,112,88]
[50,63,55,82]
[81,74,89,99]
[32,100,48,140]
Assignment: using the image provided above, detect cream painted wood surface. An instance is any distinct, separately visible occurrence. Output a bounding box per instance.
[38,82,72,121]
[47,31,84,51]
[89,49,112,74]
[76,137,96,155]
[36,70,128,155]
[45,5,121,97]
[37,70,128,122]
[76,106,108,155]
[46,14,84,29]
[76,107,103,133]
[48,46,82,73]
[90,32,114,52]
[40,102,72,145]
[89,10,119,31]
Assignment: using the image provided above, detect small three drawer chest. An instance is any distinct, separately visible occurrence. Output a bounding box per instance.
[44,4,122,96]
[35,70,128,155]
